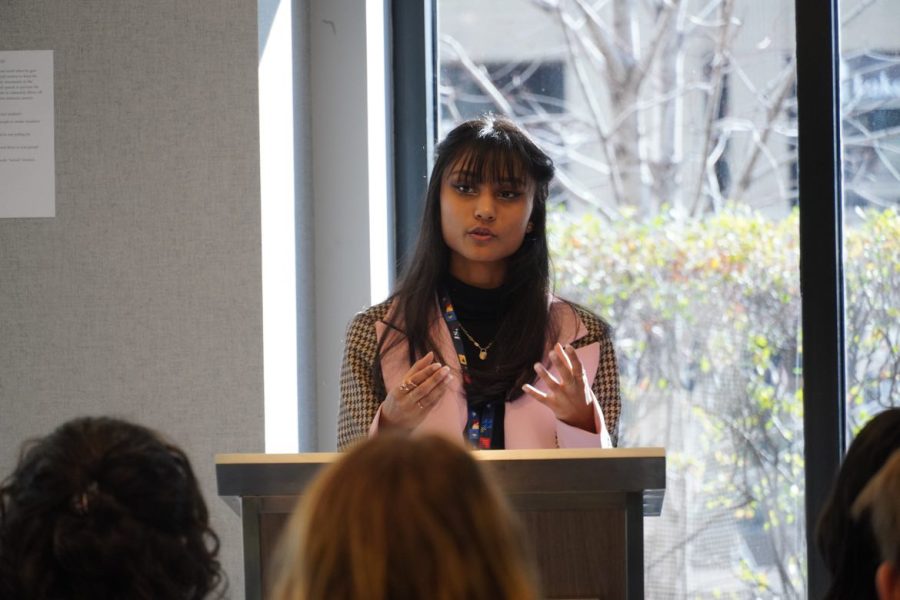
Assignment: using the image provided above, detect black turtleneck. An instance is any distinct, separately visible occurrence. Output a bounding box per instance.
[443,275,512,449]
[444,275,510,351]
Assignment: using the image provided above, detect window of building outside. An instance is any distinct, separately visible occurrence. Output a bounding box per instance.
[839,1,900,444]
[437,1,805,596]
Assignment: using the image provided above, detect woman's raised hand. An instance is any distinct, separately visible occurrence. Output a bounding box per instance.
[522,343,597,432]
[381,351,452,431]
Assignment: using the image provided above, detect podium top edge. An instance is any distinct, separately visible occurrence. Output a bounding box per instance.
[216,447,666,465]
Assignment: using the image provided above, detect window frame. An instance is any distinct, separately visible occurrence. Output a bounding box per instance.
[391,0,437,273]
[795,0,847,596]
[390,0,847,594]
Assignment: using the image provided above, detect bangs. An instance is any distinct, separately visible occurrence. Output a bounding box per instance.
[446,146,528,187]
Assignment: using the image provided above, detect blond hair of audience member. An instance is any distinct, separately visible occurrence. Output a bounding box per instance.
[270,433,538,600]
[852,449,900,600]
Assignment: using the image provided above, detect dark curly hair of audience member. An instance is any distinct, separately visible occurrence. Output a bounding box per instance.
[817,408,900,600]
[0,416,224,600]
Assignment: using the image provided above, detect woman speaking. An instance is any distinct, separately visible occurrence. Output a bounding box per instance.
[338,115,621,450]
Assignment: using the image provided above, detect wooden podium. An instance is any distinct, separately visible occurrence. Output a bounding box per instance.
[216,447,665,600]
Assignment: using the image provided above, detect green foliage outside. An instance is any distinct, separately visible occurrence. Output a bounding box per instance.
[549,206,900,598]
[845,208,900,432]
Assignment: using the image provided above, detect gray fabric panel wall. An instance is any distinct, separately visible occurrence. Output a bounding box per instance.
[0,1,263,596]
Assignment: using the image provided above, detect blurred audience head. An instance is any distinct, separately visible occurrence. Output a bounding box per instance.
[0,416,223,600]
[817,408,900,600]
[271,433,538,600]
[852,448,900,600]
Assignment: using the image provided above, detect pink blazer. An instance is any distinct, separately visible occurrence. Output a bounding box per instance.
[369,299,612,449]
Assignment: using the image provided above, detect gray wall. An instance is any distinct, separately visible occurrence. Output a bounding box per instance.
[0,1,263,596]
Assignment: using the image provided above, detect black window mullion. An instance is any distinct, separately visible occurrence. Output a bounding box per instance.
[391,0,437,275]
[795,0,847,597]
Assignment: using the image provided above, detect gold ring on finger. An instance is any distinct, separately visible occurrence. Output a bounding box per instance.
[416,400,424,409]
[399,380,418,393]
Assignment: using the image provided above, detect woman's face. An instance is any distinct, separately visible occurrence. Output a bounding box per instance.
[439,156,534,288]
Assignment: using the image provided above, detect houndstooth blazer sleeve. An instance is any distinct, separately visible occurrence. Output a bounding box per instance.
[570,304,622,446]
[337,299,622,449]
[337,302,392,451]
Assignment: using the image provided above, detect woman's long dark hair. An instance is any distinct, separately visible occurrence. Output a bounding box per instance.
[0,416,224,600]
[381,115,555,400]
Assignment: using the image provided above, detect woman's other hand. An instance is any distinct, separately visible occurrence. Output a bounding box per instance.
[522,343,596,432]
[381,351,453,431]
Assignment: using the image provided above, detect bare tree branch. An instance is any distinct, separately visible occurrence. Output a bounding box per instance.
[690,0,737,215]
[571,0,633,81]
[555,4,628,204]
[632,0,681,91]
[731,58,797,202]
[439,34,515,116]
[842,0,879,25]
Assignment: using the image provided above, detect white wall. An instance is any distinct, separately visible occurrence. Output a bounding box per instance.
[0,1,263,594]
[259,0,387,454]
[308,0,386,451]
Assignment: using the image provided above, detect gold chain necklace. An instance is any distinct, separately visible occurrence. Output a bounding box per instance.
[456,321,496,360]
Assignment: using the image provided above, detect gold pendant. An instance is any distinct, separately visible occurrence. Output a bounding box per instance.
[479,349,488,360]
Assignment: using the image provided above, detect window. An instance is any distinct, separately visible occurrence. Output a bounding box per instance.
[436,0,804,596]
[391,0,900,594]
[840,8,900,438]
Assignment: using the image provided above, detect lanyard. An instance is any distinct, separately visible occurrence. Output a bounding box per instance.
[438,290,496,449]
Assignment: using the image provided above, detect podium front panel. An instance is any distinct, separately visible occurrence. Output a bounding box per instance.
[218,448,664,600]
